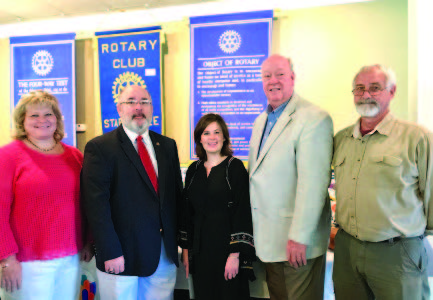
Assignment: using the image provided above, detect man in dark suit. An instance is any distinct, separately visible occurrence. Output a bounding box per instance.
[81,85,182,300]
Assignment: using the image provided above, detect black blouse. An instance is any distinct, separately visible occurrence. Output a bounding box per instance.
[178,156,255,279]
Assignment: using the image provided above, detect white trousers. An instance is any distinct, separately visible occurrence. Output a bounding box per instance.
[96,240,176,300]
[0,254,80,300]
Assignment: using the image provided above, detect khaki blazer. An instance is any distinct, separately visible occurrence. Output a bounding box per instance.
[249,93,333,262]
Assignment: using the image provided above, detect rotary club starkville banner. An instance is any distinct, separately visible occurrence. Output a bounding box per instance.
[95,27,164,134]
[10,33,77,146]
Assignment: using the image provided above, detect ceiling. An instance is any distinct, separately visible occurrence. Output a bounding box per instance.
[0,0,216,24]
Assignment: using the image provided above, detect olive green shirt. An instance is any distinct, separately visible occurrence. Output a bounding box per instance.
[333,113,433,242]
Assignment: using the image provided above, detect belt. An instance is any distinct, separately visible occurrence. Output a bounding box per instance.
[339,228,424,244]
[377,234,424,244]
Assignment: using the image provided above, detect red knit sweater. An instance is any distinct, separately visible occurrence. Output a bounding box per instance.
[0,140,84,262]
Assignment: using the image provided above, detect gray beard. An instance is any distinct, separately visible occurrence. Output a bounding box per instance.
[123,118,151,135]
[355,99,380,117]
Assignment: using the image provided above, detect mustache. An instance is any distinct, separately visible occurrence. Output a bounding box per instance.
[132,113,146,119]
[356,98,378,105]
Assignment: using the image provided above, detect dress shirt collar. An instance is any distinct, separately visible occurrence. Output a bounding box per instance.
[123,125,151,146]
[265,96,292,115]
[351,113,396,139]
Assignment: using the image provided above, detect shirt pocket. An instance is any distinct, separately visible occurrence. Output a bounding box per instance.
[370,155,403,167]
[332,156,346,190]
[333,156,346,168]
[369,155,404,187]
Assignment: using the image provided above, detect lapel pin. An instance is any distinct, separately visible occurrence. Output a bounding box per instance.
[156,142,160,146]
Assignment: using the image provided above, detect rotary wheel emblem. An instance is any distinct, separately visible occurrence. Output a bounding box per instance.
[32,50,54,76]
[112,71,146,104]
[219,30,241,54]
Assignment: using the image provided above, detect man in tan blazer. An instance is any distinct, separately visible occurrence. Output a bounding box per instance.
[248,54,333,300]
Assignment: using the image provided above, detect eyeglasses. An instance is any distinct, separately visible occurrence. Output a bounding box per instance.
[352,86,386,96]
[119,100,152,106]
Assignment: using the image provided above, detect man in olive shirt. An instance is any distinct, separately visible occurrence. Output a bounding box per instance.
[333,64,433,300]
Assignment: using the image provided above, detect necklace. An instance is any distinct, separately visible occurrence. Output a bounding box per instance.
[26,138,57,152]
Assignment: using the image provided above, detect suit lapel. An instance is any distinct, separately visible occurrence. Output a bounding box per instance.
[117,125,159,200]
[250,94,299,176]
[150,131,166,204]
[249,112,267,173]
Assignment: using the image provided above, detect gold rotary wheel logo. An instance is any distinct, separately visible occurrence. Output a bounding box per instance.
[112,71,146,104]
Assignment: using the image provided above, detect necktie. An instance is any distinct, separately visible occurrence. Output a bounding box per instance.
[136,136,159,194]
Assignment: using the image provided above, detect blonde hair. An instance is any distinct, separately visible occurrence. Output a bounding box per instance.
[13,90,65,142]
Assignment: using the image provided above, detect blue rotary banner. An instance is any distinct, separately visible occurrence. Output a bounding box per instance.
[96,27,163,134]
[10,33,76,146]
[190,11,273,160]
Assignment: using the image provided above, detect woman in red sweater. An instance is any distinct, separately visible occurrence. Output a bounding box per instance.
[0,90,93,300]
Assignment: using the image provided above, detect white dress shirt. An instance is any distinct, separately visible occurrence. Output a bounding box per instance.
[123,126,158,176]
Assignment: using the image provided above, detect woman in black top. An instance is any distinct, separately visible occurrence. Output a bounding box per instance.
[179,113,255,300]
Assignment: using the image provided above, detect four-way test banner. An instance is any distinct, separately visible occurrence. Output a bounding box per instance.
[10,33,76,146]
